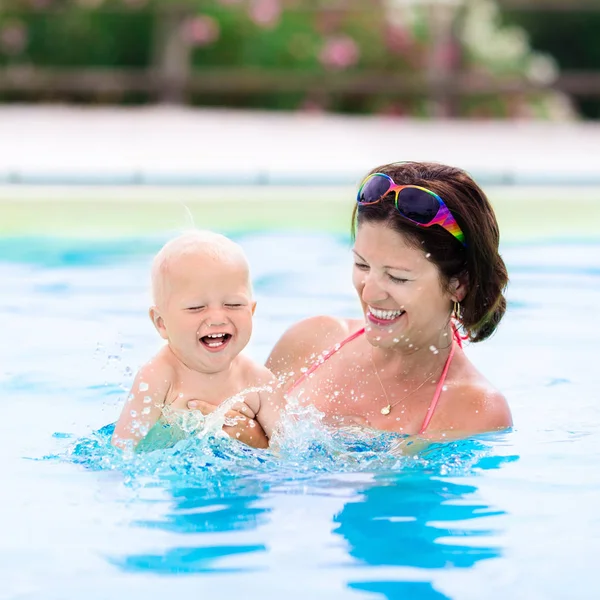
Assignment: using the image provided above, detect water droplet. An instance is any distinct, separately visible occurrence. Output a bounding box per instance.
[138,382,149,392]
[429,345,439,355]
[408,344,413,348]
[127,394,134,403]
[130,410,137,417]
[143,396,151,404]
[376,336,381,341]
[442,385,448,391]
[392,338,400,343]
[142,407,151,415]
[425,253,431,258]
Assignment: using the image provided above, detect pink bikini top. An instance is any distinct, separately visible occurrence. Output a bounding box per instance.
[287,326,463,435]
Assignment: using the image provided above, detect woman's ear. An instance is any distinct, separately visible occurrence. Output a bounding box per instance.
[149,306,168,340]
[449,272,469,303]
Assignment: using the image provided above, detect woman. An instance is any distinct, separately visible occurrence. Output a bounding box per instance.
[192,161,512,441]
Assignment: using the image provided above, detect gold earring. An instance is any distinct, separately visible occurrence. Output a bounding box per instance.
[453,301,462,320]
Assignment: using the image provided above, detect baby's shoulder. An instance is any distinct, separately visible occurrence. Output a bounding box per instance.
[238,354,275,385]
[138,348,176,382]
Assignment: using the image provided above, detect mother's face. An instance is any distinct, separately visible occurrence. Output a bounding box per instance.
[352,222,456,350]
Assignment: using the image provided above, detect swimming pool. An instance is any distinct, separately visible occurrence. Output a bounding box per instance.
[2,226,599,599]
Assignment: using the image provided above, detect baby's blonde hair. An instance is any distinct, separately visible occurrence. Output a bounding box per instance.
[151,230,252,307]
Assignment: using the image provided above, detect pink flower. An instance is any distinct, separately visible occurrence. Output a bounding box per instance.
[76,0,104,7]
[386,25,412,55]
[299,97,326,113]
[122,0,148,8]
[29,0,53,8]
[181,15,221,47]
[249,0,281,29]
[319,35,360,70]
[0,21,28,56]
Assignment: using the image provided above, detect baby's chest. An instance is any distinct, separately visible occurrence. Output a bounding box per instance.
[165,381,261,414]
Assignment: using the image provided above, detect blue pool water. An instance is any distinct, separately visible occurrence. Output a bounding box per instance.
[2,233,599,599]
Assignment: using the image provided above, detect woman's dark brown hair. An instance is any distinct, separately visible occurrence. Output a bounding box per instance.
[351,161,508,342]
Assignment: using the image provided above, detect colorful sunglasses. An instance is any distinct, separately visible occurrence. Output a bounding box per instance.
[357,173,467,246]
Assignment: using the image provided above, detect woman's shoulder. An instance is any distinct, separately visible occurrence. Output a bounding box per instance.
[265,315,363,377]
[432,374,512,437]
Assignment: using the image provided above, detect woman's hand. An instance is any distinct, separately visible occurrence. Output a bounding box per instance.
[187,399,269,449]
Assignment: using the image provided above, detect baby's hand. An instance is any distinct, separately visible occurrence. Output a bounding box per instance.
[187,399,268,449]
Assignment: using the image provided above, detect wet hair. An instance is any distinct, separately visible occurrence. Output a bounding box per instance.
[351,161,508,342]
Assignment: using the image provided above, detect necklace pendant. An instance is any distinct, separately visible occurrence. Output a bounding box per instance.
[381,405,391,416]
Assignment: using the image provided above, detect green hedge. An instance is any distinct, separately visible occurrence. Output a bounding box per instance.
[0,0,579,119]
[503,8,600,119]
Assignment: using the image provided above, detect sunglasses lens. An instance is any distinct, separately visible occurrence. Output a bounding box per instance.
[359,175,392,203]
[396,188,440,224]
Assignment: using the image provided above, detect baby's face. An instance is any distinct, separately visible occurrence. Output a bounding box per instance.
[153,253,255,374]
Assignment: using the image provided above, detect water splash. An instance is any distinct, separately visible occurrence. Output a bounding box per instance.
[54,396,514,491]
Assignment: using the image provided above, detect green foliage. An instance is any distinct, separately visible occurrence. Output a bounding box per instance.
[503,9,600,119]
[0,0,577,118]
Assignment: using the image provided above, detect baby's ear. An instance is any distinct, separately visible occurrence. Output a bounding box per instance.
[251,301,257,316]
[149,306,168,339]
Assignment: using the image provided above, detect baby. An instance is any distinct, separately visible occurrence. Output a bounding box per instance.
[111,230,282,452]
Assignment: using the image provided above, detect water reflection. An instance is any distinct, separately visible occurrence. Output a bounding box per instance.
[112,479,271,574]
[348,581,451,600]
[335,474,501,568]
[67,422,515,585]
[335,452,513,599]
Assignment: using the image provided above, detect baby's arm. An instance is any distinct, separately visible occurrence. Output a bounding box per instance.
[111,360,172,451]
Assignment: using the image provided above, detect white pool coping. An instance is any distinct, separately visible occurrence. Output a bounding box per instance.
[1,106,600,187]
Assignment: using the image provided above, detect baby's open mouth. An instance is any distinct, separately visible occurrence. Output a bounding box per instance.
[200,333,232,350]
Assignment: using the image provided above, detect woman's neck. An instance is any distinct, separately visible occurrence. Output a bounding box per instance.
[369,324,455,382]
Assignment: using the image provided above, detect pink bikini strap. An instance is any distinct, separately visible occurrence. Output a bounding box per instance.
[418,340,456,435]
[287,323,460,435]
[287,327,365,393]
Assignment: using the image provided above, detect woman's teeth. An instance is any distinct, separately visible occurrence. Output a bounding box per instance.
[369,307,404,320]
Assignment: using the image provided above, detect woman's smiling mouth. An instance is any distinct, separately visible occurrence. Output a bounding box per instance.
[366,306,405,326]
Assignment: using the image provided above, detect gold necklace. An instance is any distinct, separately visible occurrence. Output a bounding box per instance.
[370,349,436,416]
